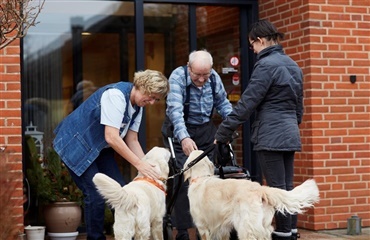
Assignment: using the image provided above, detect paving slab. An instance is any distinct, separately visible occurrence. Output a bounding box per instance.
[75,227,370,240]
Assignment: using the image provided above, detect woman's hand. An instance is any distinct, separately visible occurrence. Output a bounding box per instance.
[135,160,160,179]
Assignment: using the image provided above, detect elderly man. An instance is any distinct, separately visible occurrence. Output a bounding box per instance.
[162,49,232,240]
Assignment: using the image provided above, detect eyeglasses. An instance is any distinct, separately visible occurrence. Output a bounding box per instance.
[148,95,160,102]
[189,67,211,79]
[249,40,256,50]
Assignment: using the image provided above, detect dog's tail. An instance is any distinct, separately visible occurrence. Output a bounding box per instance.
[92,173,136,210]
[262,179,320,215]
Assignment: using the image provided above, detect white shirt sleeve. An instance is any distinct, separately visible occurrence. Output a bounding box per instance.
[101,89,125,129]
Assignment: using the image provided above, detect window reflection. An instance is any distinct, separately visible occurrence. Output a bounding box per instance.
[23,2,241,153]
[23,1,190,151]
[23,1,134,147]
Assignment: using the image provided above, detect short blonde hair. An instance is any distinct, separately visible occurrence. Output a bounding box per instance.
[133,69,169,98]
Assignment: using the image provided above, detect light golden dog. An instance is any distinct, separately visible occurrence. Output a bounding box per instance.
[92,147,171,240]
[184,150,320,240]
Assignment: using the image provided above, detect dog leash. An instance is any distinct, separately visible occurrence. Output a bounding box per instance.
[167,144,215,180]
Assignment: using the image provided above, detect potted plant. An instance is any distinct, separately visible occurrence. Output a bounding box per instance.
[25,135,83,236]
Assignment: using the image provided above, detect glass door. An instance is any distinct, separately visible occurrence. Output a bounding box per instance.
[140,2,259,181]
[142,4,189,150]
[194,5,242,122]
[142,4,243,160]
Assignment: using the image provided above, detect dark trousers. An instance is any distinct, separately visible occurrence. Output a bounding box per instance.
[256,150,297,233]
[68,148,126,240]
[164,122,216,230]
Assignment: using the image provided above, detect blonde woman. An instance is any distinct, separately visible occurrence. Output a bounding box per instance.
[53,69,169,240]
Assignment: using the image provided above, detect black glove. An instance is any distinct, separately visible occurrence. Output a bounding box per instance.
[216,142,232,167]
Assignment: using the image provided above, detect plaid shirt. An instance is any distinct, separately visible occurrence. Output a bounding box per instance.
[166,66,232,142]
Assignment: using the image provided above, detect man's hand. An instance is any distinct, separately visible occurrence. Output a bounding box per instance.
[181,137,198,156]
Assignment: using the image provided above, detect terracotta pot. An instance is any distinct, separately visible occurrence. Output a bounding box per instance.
[43,202,82,233]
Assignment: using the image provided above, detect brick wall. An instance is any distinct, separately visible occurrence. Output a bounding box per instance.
[0,39,24,235]
[259,0,370,230]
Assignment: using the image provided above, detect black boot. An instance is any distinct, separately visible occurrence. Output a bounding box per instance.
[291,232,300,240]
[176,229,190,240]
[272,233,292,240]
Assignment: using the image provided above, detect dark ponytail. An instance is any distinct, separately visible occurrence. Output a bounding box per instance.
[248,20,284,42]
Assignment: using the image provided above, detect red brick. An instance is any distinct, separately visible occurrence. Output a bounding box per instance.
[326,206,350,214]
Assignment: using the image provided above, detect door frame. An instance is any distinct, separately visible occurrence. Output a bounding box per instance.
[135,0,260,180]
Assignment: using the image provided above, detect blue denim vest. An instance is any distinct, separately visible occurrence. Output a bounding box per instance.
[53,82,141,176]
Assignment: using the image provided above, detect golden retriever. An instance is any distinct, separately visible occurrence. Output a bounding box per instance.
[183,150,320,240]
[92,147,171,240]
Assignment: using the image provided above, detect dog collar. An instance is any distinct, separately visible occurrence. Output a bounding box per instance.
[190,175,212,184]
[133,176,166,195]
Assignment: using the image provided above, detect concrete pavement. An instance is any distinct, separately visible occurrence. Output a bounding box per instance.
[74,227,370,239]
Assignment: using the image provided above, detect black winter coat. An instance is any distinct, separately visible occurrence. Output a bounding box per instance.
[215,45,303,151]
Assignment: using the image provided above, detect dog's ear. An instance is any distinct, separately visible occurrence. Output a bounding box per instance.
[183,152,197,182]
[183,168,191,182]
[207,157,215,174]
[183,159,191,182]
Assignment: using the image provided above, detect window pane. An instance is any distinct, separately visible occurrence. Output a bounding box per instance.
[143,4,189,150]
[23,1,134,148]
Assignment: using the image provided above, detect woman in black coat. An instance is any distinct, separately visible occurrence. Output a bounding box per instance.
[215,20,304,240]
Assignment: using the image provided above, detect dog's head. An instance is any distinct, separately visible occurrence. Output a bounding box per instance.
[140,146,171,179]
[183,150,214,182]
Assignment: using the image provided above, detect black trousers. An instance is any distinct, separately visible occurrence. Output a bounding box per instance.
[164,121,216,230]
[256,150,297,233]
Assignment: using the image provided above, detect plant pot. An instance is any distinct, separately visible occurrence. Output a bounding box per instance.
[43,202,82,233]
[24,226,45,240]
[48,231,79,240]
[18,233,26,240]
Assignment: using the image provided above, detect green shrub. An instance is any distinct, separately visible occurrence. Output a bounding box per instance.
[25,136,83,205]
